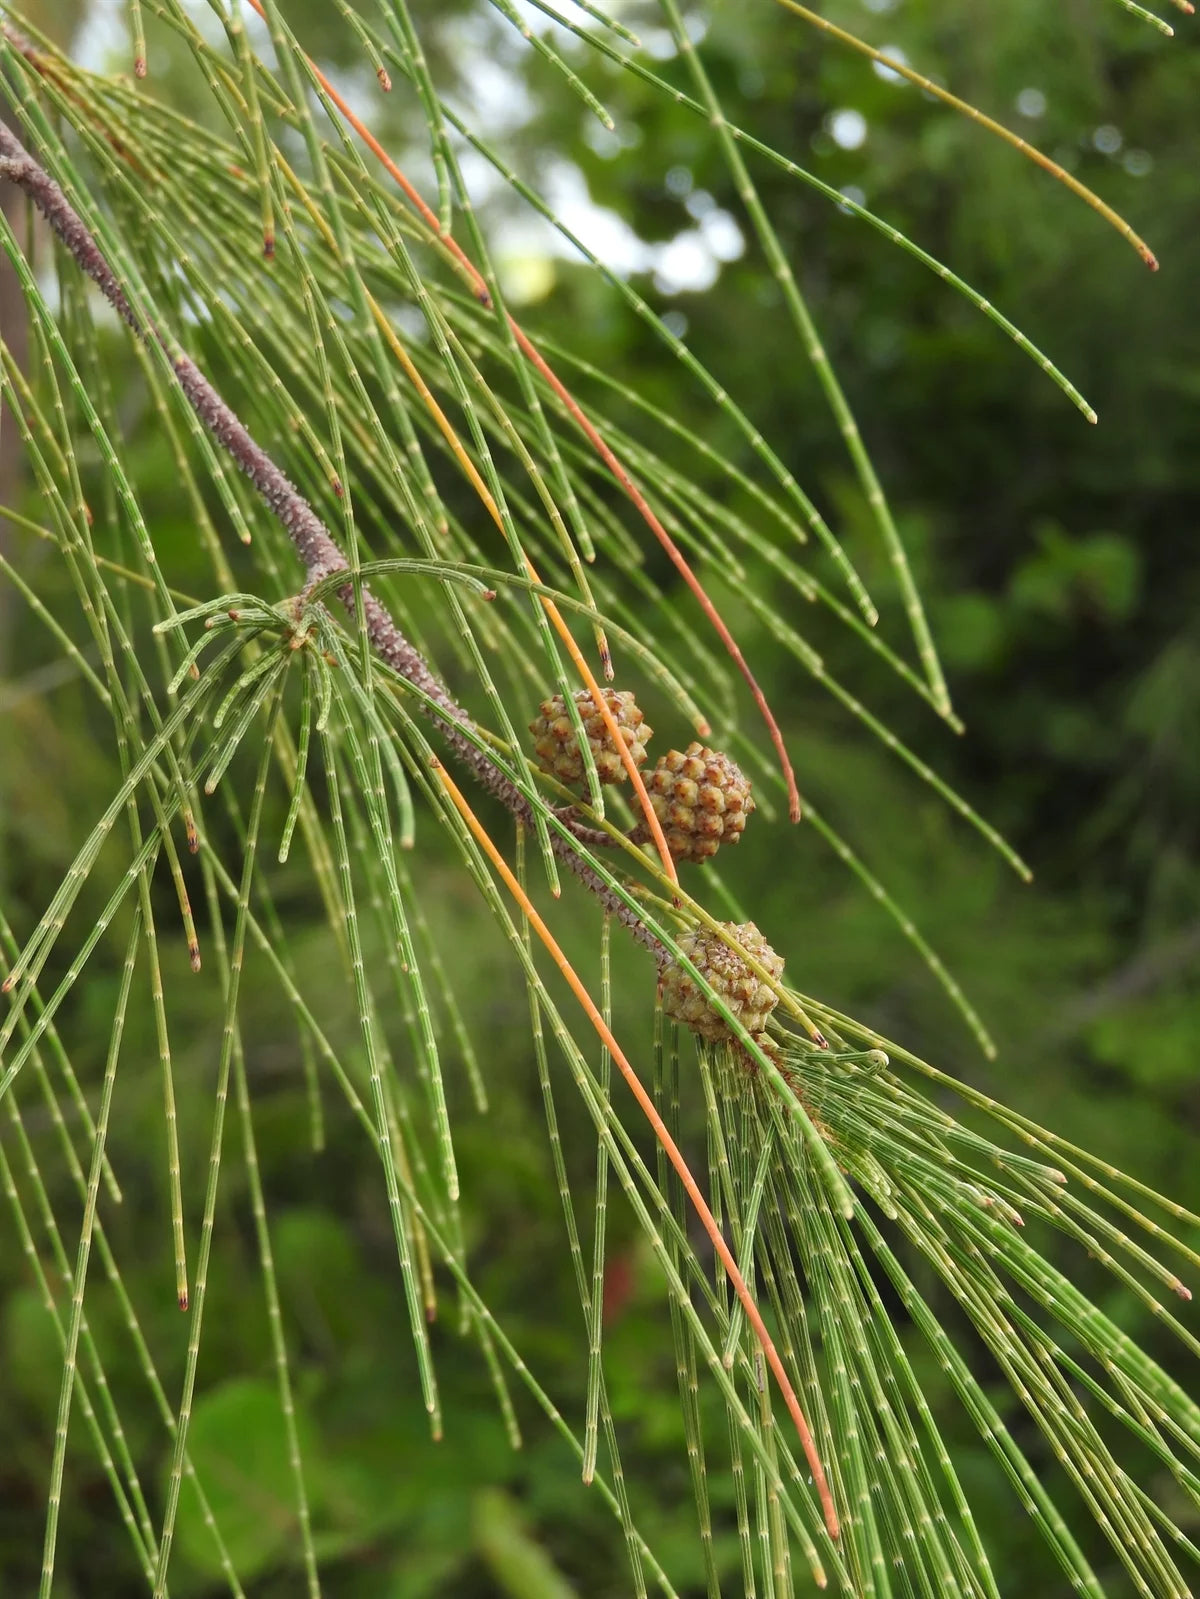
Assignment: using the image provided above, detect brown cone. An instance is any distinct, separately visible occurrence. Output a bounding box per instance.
[643,743,754,862]
[661,921,784,1041]
[529,689,652,788]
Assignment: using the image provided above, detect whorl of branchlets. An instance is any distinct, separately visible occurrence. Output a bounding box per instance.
[638,742,754,863]
[661,921,783,1042]
[529,689,652,788]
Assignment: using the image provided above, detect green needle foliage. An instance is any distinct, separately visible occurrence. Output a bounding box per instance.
[0,1,1195,1594]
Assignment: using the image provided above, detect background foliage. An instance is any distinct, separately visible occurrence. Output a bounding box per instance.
[0,0,1198,1594]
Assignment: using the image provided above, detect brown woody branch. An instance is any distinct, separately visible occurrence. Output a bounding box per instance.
[0,121,666,960]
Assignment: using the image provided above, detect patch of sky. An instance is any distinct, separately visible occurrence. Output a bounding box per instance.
[582,120,642,157]
[871,47,909,85]
[486,158,744,298]
[443,16,538,136]
[509,0,585,50]
[837,184,866,214]
[828,108,868,150]
[640,29,679,60]
[73,0,743,308]
[1016,87,1047,119]
[74,0,131,71]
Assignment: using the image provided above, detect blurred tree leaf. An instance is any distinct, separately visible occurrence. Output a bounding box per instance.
[473,1488,579,1599]
[172,1377,323,1584]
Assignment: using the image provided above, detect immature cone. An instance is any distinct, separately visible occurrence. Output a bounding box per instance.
[643,743,754,862]
[529,689,652,788]
[661,921,784,1042]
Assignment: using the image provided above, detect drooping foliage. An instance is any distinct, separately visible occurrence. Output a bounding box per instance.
[0,1,1197,1594]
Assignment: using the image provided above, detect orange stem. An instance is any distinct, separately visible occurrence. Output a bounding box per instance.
[509,328,801,822]
[369,301,679,885]
[532,579,680,888]
[244,0,801,823]
[434,758,839,1543]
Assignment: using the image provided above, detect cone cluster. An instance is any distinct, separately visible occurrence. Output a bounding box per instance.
[529,689,756,867]
[661,921,783,1042]
[529,689,652,788]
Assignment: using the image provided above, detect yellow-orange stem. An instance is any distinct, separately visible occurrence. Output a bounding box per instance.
[776,0,1158,270]
[434,759,839,1544]
[244,0,801,823]
[368,300,680,885]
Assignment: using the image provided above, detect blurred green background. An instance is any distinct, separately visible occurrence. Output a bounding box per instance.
[1,0,1198,1593]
